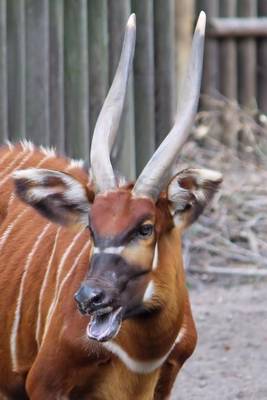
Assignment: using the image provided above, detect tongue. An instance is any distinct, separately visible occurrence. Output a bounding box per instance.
[87,307,123,342]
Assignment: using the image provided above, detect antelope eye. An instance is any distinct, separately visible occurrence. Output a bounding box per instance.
[137,224,154,238]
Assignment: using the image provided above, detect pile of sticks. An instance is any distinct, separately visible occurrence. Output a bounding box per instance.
[180,97,267,273]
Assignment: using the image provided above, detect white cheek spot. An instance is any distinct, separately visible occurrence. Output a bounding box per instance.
[173,213,182,227]
[152,243,158,270]
[175,326,187,344]
[143,280,155,303]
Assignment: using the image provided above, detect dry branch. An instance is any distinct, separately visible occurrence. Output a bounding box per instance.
[180,96,267,272]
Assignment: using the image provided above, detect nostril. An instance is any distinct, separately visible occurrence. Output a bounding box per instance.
[90,289,104,306]
[74,284,107,313]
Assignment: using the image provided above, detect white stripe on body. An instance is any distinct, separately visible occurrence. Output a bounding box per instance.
[93,246,124,255]
[39,145,56,158]
[42,230,85,341]
[0,208,28,252]
[0,148,55,191]
[42,241,90,344]
[20,140,34,152]
[35,227,62,347]
[0,153,55,253]
[35,153,55,168]
[5,140,15,150]
[10,223,51,371]
[7,192,15,211]
[0,146,16,170]
[0,151,35,189]
[2,154,51,221]
[0,150,27,179]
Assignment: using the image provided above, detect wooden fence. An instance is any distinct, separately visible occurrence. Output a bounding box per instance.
[0,0,267,179]
[198,0,267,113]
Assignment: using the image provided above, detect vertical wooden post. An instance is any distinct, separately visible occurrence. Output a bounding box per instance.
[219,0,237,101]
[237,0,257,108]
[7,0,26,141]
[175,0,195,95]
[154,0,176,146]
[0,0,8,141]
[131,0,155,175]
[64,0,89,160]
[88,0,109,146]
[25,0,50,146]
[197,0,220,98]
[219,0,238,148]
[258,0,267,113]
[108,0,136,180]
[49,0,65,153]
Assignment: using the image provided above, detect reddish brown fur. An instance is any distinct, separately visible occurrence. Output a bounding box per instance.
[0,143,197,400]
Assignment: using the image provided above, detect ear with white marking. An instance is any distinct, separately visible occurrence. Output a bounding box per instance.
[13,168,91,226]
[167,168,222,229]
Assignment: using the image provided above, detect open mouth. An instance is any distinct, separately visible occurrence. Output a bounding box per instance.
[87,306,123,342]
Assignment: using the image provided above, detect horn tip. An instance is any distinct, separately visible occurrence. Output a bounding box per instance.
[127,13,136,29]
[196,11,206,35]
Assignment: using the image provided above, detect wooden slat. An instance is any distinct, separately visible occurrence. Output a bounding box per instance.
[258,0,267,113]
[219,0,238,148]
[25,0,50,145]
[64,0,89,160]
[49,0,65,153]
[175,0,195,94]
[237,0,257,108]
[219,1,237,102]
[154,0,176,146]
[197,0,220,97]
[108,0,136,180]
[131,0,155,175]
[208,17,267,37]
[88,0,108,146]
[0,0,8,142]
[7,0,26,141]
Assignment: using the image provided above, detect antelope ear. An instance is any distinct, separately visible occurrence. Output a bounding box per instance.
[167,168,222,229]
[13,168,91,226]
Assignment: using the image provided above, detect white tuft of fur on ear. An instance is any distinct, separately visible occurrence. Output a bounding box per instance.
[13,168,91,226]
[191,168,222,184]
[168,168,222,229]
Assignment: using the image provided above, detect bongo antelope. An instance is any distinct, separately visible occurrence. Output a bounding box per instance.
[0,12,222,400]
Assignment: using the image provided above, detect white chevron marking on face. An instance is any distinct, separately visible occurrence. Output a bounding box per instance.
[93,246,124,255]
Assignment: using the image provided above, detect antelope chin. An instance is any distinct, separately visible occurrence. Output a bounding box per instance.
[87,306,123,342]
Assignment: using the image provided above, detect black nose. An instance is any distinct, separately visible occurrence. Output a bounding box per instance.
[74,283,105,314]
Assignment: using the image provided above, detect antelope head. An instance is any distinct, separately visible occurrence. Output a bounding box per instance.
[13,13,222,343]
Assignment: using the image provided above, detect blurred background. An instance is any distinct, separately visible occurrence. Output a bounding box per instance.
[0,1,266,398]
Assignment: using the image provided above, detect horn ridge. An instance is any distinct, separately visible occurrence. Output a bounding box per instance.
[90,14,136,192]
[133,12,206,200]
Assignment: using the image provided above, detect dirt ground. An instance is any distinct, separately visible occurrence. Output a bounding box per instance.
[171,277,267,400]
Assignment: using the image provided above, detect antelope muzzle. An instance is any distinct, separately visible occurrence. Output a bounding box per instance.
[74,253,149,342]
